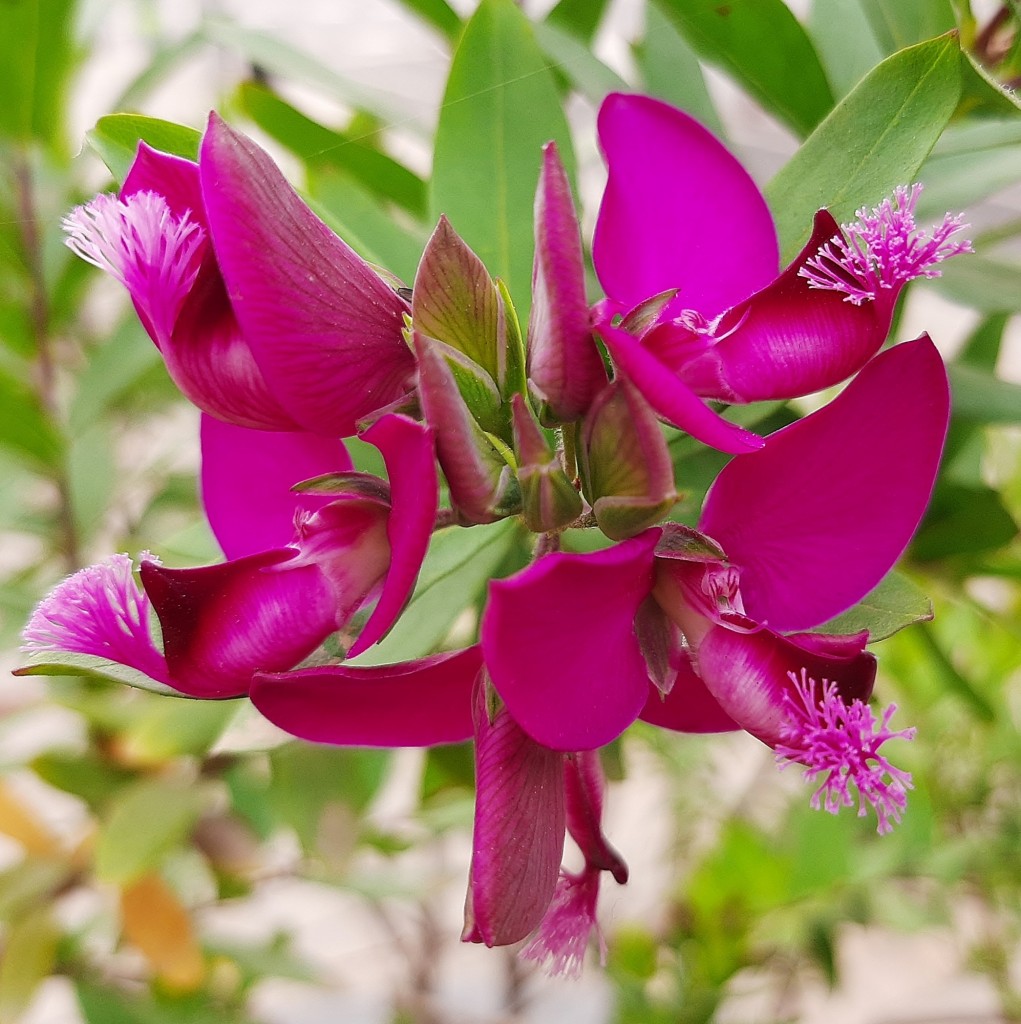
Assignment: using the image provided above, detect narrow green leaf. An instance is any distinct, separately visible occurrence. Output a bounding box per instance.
[431,0,575,322]
[915,621,996,721]
[14,651,186,699]
[767,33,962,261]
[636,4,724,137]
[927,254,1021,313]
[114,31,205,110]
[236,82,427,216]
[95,778,207,883]
[546,0,611,42]
[351,518,522,666]
[806,0,884,98]
[393,0,461,41]
[958,47,1021,117]
[858,0,956,53]
[652,0,834,137]
[533,20,629,102]
[948,362,1021,422]
[86,115,201,184]
[918,141,1021,218]
[913,481,1018,559]
[815,571,933,642]
[0,368,62,470]
[0,0,76,148]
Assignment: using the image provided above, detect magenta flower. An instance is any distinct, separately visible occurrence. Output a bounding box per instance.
[62,114,416,436]
[592,93,970,418]
[22,413,436,696]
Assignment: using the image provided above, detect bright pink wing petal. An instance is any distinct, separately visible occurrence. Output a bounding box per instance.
[596,320,763,454]
[700,336,950,631]
[696,624,876,747]
[639,654,740,733]
[346,414,438,657]
[122,143,206,228]
[250,647,483,746]
[672,212,891,402]
[199,113,416,437]
[463,677,566,947]
[482,531,659,751]
[200,414,352,559]
[593,93,778,318]
[140,551,337,698]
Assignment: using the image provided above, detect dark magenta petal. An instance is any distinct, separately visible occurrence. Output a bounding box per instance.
[200,414,351,560]
[122,143,207,230]
[199,113,417,437]
[463,677,565,947]
[250,647,483,746]
[700,336,950,631]
[140,551,337,698]
[596,320,763,454]
[564,752,627,882]
[673,212,891,402]
[346,414,437,657]
[482,531,659,751]
[593,93,778,318]
[639,654,740,734]
[528,142,607,422]
[696,624,876,747]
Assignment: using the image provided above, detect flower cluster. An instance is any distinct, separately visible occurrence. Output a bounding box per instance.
[22,93,966,975]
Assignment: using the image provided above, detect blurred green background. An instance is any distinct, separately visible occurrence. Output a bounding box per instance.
[1,1,1019,1021]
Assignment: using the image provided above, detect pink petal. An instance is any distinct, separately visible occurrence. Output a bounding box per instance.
[346,414,438,657]
[670,212,891,402]
[200,414,352,559]
[696,623,877,747]
[528,142,606,422]
[199,113,416,437]
[595,319,763,454]
[593,93,778,318]
[700,336,950,631]
[463,676,566,947]
[639,654,740,733]
[122,143,207,230]
[250,647,483,746]
[140,551,337,698]
[481,532,659,751]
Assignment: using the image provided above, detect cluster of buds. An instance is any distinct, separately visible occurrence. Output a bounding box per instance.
[23,93,969,974]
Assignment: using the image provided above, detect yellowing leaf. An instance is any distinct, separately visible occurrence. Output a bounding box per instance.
[0,780,63,859]
[120,873,205,993]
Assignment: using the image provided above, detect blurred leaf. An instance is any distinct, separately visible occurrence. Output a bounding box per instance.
[95,777,207,883]
[767,33,961,262]
[0,779,63,858]
[431,0,574,321]
[205,935,317,987]
[120,873,206,992]
[929,254,1021,312]
[547,0,611,41]
[86,115,202,184]
[652,0,834,137]
[915,621,996,720]
[948,362,1021,422]
[68,422,115,544]
[15,650,186,699]
[0,909,59,1024]
[815,571,933,641]
[533,20,629,101]
[858,0,955,52]
[0,861,68,923]
[636,4,724,137]
[119,700,238,763]
[202,19,414,131]
[913,482,1018,559]
[76,983,154,1024]
[114,30,205,110]
[308,168,428,284]
[958,46,1021,116]
[351,518,522,665]
[393,0,461,41]
[0,367,62,470]
[807,0,884,98]
[0,0,75,149]
[235,82,427,216]
[267,744,389,850]
[32,751,132,811]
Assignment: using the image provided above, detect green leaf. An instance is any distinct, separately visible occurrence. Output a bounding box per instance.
[651,0,834,137]
[815,571,933,642]
[431,0,574,322]
[121,700,239,761]
[0,909,59,1024]
[14,650,186,699]
[235,82,427,217]
[858,0,956,53]
[95,778,208,883]
[948,362,1021,422]
[31,752,132,811]
[636,4,724,137]
[927,254,1021,313]
[351,518,522,666]
[86,115,202,184]
[807,0,884,98]
[392,0,461,41]
[113,31,206,111]
[958,47,1021,117]
[0,367,62,470]
[533,20,629,102]
[0,0,76,149]
[913,482,1018,559]
[0,861,68,924]
[767,33,962,262]
[546,0,611,41]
